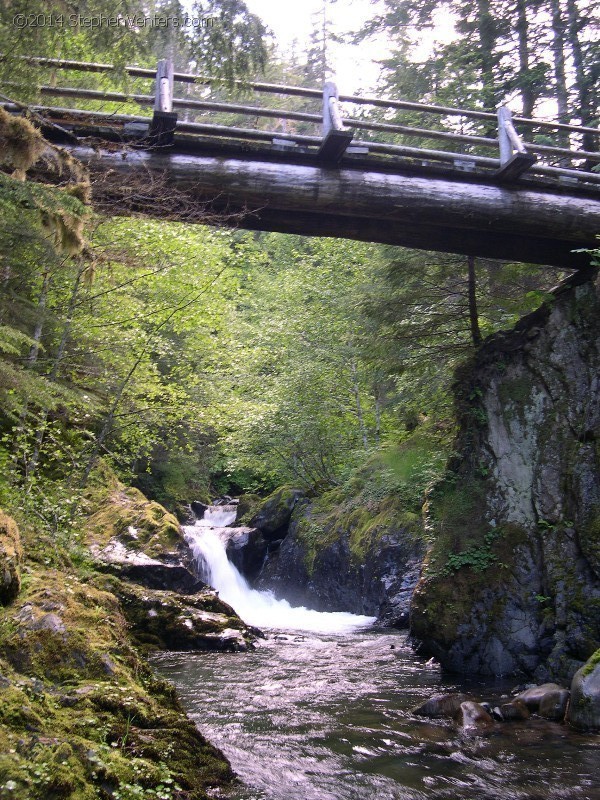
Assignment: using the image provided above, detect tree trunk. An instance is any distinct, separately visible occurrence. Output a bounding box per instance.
[374,385,382,446]
[350,359,369,450]
[467,256,482,347]
[28,269,51,365]
[63,145,600,270]
[516,0,535,118]
[476,0,499,113]
[549,0,570,131]
[565,0,597,152]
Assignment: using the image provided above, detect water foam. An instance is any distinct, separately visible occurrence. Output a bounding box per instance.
[184,519,376,634]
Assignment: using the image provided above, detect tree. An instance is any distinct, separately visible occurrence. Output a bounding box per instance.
[189,0,270,84]
[361,0,598,149]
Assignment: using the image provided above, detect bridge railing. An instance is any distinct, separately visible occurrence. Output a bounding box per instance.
[2,56,599,187]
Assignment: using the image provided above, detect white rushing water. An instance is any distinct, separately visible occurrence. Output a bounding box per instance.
[184,505,376,634]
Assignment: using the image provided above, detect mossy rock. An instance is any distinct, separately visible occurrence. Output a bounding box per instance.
[84,485,183,560]
[0,570,131,684]
[100,577,255,653]
[580,513,600,579]
[568,649,600,731]
[236,493,262,524]
[0,510,22,606]
[0,568,235,799]
[249,485,305,538]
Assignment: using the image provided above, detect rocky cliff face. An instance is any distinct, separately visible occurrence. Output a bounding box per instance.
[411,273,600,683]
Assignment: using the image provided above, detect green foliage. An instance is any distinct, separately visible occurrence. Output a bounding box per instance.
[443,529,500,574]
[189,0,269,84]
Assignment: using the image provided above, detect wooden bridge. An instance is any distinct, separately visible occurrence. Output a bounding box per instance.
[3,57,600,268]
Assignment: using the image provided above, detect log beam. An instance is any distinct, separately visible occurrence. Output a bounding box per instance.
[62,145,600,268]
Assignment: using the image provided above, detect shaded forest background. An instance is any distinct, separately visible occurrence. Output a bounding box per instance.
[0,0,597,549]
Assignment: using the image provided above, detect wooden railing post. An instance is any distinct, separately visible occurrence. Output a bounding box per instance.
[496,105,536,181]
[155,58,174,112]
[148,57,177,147]
[318,80,353,163]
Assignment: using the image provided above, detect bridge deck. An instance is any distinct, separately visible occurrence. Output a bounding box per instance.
[3,57,599,267]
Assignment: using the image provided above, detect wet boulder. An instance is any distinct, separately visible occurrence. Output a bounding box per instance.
[498,698,530,721]
[190,500,208,518]
[515,683,566,711]
[107,578,258,653]
[412,692,474,718]
[538,688,570,721]
[457,701,494,730]
[225,528,268,580]
[0,510,22,605]
[567,650,600,731]
[249,486,305,541]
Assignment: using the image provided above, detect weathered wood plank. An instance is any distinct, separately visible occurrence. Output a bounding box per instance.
[148,59,176,147]
[318,129,354,162]
[495,152,537,182]
[56,145,599,267]
[19,56,600,137]
[319,82,354,163]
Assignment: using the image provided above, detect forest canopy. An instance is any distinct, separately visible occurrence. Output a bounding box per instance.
[0,0,595,542]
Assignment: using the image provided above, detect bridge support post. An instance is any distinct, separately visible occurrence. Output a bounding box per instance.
[148,58,177,147]
[318,81,353,163]
[495,106,536,181]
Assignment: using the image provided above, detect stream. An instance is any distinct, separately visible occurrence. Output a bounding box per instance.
[151,509,600,800]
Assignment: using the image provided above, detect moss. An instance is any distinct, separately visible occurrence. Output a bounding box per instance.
[293,515,334,573]
[249,485,304,535]
[84,483,183,559]
[579,512,600,578]
[412,522,529,645]
[582,649,600,677]
[497,375,534,408]
[0,569,235,800]
[0,510,22,606]
[0,108,46,173]
[345,499,420,564]
[0,471,241,798]
[236,493,261,524]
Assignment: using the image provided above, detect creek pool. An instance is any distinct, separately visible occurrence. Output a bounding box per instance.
[152,629,600,800]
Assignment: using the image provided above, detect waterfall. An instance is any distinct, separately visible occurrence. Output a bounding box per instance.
[184,505,376,634]
[196,504,238,528]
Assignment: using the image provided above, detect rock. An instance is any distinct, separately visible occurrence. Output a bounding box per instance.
[191,500,208,518]
[249,486,305,540]
[0,562,237,796]
[412,692,474,718]
[225,528,268,580]
[110,579,257,653]
[499,698,530,720]
[410,276,600,682]
[538,689,570,721]
[236,494,261,524]
[31,613,66,634]
[91,539,204,594]
[515,683,565,711]
[257,500,425,621]
[176,503,196,524]
[84,485,196,575]
[567,650,600,730]
[0,510,22,605]
[457,701,494,730]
